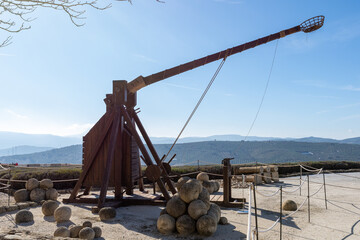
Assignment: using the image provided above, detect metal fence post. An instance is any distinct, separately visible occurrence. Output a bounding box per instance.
[300,165,302,196]
[280,186,283,240]
[253,183,259,240]
[323,172,328,210]
[307,174,310,223]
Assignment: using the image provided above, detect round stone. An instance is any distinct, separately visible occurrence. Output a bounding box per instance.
[176,214,195,235]
[219,216,228,225]
[69,225,83,238]
[179,179,202,203]
[82,221,92,228]
[45,188,58,201]
[54,206,72,222]
[79,227,95,240]
[196,214,217,236]
[99,207,116,221]
[30,188,46,202]
[166,196,187,218]
[92,226,102,238]
[41,200,59,216]
[54,226,70,238]
[282,200,297,211]
[188,200,208,220]
[39,179,53,189]
[196,172,209,182]
[15,209,33,224]
[157,214,175,235]
[14,189,30,203]
[176,176,190,191]
[26,178,39,191]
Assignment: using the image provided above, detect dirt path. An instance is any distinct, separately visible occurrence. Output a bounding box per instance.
[1,172,360,239]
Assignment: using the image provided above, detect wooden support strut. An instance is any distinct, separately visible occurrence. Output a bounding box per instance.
[131,108,177,194]
[119,105,171,200]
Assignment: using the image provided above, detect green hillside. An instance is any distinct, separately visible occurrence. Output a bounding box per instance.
[1,141,360,165]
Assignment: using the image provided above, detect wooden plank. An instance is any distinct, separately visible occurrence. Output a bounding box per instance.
[68,111,114,200]
[114,116,124,200]
[98,111,121,208]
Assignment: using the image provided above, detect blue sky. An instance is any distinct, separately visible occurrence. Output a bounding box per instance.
[0,0,359,140]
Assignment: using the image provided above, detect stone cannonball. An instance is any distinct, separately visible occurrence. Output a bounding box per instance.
[99,207,116,221]
[188,200,208,220]
[15,209,33,224]
[54,206,72,222]
[157,214,175,235]
[176,214,195,235]
[166,196,187,218]
[26,178,39,191]
[30,188,46,202]
[79,227,95,240]
[196,214,217,236]
[45,188,58,201]
[69,225,83,238]
[282,200,297,211]
[14,189,30,203]
[176,176,190,191]
[179,179,202,203]
[42,200,60,216]
[54,226,70,238]
[196,172,209,182]
[92,226,102,238]
[39,178,53,189]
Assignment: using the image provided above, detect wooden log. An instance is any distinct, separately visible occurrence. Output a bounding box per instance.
[268,165,279,172]
[233,175,262,185]
[236,166,264,174]
[271,172,280,182]
[262,172,272,184]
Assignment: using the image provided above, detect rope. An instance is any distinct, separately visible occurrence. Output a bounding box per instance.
[0,164,10,171]
[325,170,360,180]
[309,180,360,191]
[257,217,280,233]
[163,58,227,162]
[255,187,281,197]
[309,184,324,197]
[300,165,323,174]
[282,179,307,193]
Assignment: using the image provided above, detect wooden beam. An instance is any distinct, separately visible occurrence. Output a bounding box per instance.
[114,116,124,200]
[68,111,115,200]
[98,111,121,208]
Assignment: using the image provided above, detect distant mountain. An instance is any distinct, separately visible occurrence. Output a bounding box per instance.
[1,141,360,165]
[0,145,53,157]
[150,134,283,144]
[0,145,82,164]
[341,137,360,145]
[0,131,81,149]
[292,136,338,143]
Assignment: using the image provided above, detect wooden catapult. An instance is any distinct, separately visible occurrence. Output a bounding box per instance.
[64,16,324,209]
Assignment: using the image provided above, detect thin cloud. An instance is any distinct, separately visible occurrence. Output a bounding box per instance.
[0,53,15,57]
[5,109,28,119]
[341,85,360,92]
[213,0,244,4]
[133,54,158,63]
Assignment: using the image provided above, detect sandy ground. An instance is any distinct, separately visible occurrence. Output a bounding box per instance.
[1,172,360,240]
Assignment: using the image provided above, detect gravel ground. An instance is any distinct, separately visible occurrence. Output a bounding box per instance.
[1,172,360,239]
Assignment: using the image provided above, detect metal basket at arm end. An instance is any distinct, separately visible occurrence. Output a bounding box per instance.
[300,15,325,33]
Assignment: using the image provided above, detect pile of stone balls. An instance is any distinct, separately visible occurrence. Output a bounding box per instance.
[195,172,220,194]
[14,178,58,203]
[157,174,227,237]
[54,221,102,239]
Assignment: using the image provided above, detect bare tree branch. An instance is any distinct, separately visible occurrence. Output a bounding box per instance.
[0,0,121,47]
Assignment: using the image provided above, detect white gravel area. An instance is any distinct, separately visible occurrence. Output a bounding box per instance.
[1,172,360,239]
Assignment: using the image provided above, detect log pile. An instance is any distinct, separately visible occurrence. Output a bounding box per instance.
[234,165,279,185]
[157,173,226,237]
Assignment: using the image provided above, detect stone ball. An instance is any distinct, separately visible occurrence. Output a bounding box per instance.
[157,214,175,235]
[219,216,228,225]
[198,187,210,205]
[196,172,209,182]
[14,189,30,203]
[30,188,46,202]
[79,227,95,240]
[82,221,92,228]
[15,209,33,224]
[188,200,208,220]
[214,181,221,192]
[179,179,202,203]
[26,178,39,191]
[282,200,297,211]
[202,181,214,194]
[166,196,187,218]
[54,206,72,222]
[69,225,83,238]
[41,200,60,216]
[39,179,53,189]
[160,208,167,216]
[208,203,221,223]
[176,176,190,191]
[92,226,102,238]
[46,188,58,201]
[196,214,217,236]
[176,214,195,236]
[54,226,70,238]
[99,207,116,221]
